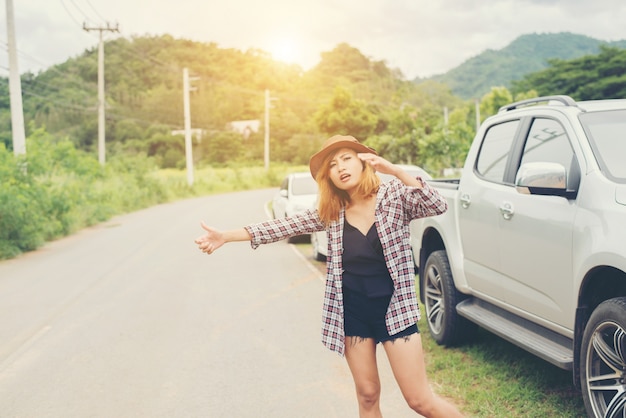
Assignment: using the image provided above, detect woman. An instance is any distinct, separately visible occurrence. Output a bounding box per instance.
[195,135,463,418]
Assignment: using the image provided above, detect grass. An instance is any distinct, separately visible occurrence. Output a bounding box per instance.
[156,164,309,198]
[294,242,587,418]
[421,327,585,417]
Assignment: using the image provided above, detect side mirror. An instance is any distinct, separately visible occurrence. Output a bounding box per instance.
[515,162,567,196]
[279,189,288,198]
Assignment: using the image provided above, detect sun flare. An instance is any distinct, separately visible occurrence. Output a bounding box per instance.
[269,38,298,64]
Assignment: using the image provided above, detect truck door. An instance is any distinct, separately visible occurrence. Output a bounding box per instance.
[458,120,520,299]
[496,117,576,328]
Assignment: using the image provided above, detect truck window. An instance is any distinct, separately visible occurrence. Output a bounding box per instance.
[520,118,573,168]
[475,120,519,183]
[519,118,578,190]
[580,109,626,183]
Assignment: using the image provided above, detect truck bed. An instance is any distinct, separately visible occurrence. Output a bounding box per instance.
[426,178,460,190]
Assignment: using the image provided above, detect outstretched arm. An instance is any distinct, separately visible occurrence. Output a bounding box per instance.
[194,221,251,255]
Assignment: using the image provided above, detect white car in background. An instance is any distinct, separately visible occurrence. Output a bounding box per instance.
[311,164,433,262]
[272,172,318,243]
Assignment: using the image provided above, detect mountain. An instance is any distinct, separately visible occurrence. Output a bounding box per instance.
[424,32,626,99]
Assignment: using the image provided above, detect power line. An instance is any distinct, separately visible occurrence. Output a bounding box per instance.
[67,0,97,25]
[59,0,119,47]
[84,0,107,22]
[0,47,181,122]
[21,89,95,112]
[58,0,83,28]
[0,40,99,94]
[1,27,305,136]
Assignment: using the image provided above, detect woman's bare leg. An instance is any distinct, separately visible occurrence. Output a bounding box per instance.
[383,333,463,417]
[344,337,383,418]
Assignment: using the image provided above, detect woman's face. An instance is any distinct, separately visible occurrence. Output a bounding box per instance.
[328,148,364,192]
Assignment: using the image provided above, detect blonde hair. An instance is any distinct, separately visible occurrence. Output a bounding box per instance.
[316,150,380,225]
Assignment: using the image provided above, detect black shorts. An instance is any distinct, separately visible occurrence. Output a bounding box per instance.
[343,288,419,344]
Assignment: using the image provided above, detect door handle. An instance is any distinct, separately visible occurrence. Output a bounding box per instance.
[460,193,471,209]
[499,201,514,220]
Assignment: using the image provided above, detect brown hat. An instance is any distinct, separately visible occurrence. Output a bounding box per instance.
[309,135,377,179]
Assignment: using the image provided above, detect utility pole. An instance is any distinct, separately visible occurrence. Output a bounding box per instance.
[83,22,119,165]
[263,89,277,171]
[182,68,198,187]
[475,99,481,132]
[5,0,26,156]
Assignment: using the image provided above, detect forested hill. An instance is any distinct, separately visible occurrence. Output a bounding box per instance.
[3,31,625,168]
[0,37,461,167]
[424,32,626,99]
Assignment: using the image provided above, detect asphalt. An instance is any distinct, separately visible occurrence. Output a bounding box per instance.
[0,189,424,417]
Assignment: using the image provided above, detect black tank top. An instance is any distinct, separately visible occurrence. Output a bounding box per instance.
[342,220,394,297]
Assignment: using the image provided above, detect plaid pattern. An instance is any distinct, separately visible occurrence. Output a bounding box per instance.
[245,210,324,247]
[246,177,447,356]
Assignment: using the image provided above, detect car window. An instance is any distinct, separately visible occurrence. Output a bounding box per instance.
[580,109,626,183]
[291,176,318,195]
[519,118,576,184]
[280,178,289,191]
[475,120,519,184]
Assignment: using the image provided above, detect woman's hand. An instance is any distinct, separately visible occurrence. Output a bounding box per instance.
[357,153,397,176]
[358,153,424,188]
[194,222,226,255]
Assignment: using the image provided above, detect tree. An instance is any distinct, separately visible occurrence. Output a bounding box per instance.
[314,86,378,140]
[312,43,379,82]
[200,131,244,165]
[512,46,626,100]
[479,87,513,121]
[3,34,527,170]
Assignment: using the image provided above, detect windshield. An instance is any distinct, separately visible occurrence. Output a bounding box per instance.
[292,176,318,195]
[580,109,626,183]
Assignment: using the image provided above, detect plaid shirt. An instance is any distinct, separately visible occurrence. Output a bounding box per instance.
[245,178,447,356]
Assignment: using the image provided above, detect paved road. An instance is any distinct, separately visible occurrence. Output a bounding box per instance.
[0,189,420,417]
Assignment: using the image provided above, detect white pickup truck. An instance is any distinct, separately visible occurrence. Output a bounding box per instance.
[411,96,626,417]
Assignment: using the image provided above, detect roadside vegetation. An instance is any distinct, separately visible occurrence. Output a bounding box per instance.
[2,35,625,260]
[0,130,306,259]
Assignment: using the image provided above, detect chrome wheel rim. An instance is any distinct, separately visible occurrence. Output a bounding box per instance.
[586,321,626,417]
[424,263,444,335]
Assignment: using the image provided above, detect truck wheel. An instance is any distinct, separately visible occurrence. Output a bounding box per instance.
[581,297,626,418]
[422,250,475,346]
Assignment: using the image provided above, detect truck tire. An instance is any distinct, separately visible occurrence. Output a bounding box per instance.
[581,297,626,418]
[422,250,475,346]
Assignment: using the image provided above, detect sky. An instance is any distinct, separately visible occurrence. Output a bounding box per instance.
[2,0,626,80]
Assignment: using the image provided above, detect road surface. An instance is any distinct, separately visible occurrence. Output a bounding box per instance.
[0,189,422,417]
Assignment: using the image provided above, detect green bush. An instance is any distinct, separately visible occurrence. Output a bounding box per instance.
[0,128,306,260]
[0,177,48,256]
[0,129,169,259]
